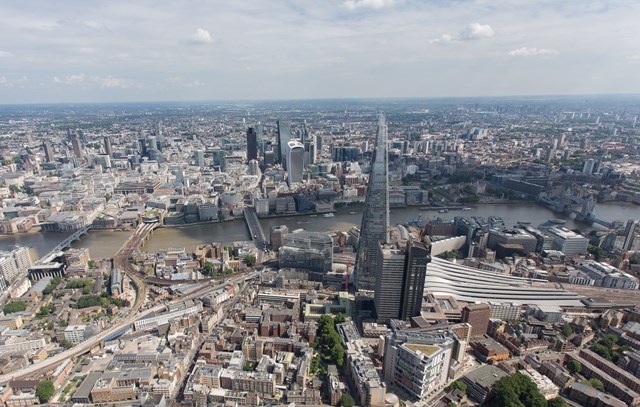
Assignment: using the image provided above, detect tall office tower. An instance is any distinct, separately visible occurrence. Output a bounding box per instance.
[43,141,55,163]
[194,149,205,167]
[211,149,226,172]
[277,119,291,168]
[71,135,84,158]
[400,240,431,320]
[583,158,595,175]
[374,243,406,322]
[286,140,305,185]
[461,303,491,337]
[247,159,260,176]
[246,127,258,162]
[315,134,323,153]
[137,137,147,157]
[355,114,390,291]
[309,143,316,165]
[623,220,637,251]
[148,136,158,152]
[77,129,87,143]
[104,136,113,157]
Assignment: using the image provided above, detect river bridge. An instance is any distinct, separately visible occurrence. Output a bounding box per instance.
[34,226,92,264]
[244,207,268,248]
[538,195,615,229]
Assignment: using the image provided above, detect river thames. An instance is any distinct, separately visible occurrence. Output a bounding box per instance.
[1,202,638,260]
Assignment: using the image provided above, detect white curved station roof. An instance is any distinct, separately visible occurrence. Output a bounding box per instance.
[425,257,583,306]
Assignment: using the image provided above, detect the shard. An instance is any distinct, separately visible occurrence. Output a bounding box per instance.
[355,114,390,291]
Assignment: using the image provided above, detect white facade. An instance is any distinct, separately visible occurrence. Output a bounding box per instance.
[547,227,589,256]
[134,303,203,331]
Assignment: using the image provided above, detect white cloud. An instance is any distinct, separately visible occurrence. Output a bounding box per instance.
[430,23,493,44]
[53,73,86,85]
[0,50,14,58]
[344,0,396,10]
[461,23,494,40]
[53,74,132,88]
[0,76,7,85]
[508,47,558,57]
[628,55,640,64]
[167,76,204,87]
[429,34,453,45]
[98,76,130,88]
[190,28,213,44]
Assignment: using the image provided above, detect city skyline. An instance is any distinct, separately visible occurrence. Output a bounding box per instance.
[1,1,640,104]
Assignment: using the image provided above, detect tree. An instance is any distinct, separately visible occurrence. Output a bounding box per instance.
[338,394,355,407]
[547,398,567,407]
[592,343,612,361]
[36,380,55,403]
[245,255,256,267]
[585,378,605,392]
[59,339,73,349]
[567,360,582,374]
[3,301,27,314]
[485,373,548,407]
[202,262,214,276]
[335,313,347,324]
[449,380,467,394]
[587,244,605,261]
[562,323,573,337]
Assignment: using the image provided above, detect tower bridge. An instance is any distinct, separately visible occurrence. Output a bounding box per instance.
[538,194,615,229]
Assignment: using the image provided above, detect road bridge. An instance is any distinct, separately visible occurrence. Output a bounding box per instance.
[34,226,91,264]
[244,207,268,248]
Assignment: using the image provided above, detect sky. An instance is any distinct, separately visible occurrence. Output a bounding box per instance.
[0,0,639,104]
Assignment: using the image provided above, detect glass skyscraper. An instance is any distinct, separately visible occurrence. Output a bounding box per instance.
[355,114,390,291]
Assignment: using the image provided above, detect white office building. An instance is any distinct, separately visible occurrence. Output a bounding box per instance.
[547,227,589,256]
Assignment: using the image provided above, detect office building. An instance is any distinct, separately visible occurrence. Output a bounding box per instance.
[278,231,333,273]
[400,241,431,321]
[276,119,291,168]
[374,240,431,323]
[194,150,205,167]
[547,227,589,256]
[0,247,32,284]
[355,114,390,290]
[270,225,289,251]
[374,243,406,322]
[461,303,491,337]
[623,220,637,252]
[286,140,305,185]
[246,127,257,162]
[64,324,100,344]
[72,135,84,158]
[583,158,596,175]
[383,330,456,400]
[104,136,113,157]
[211,149,226,171]
[463,365,509,403]
[43,141,55,163]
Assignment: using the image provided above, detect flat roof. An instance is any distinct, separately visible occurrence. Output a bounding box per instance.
[404,343,440,356]
[72,372,103,400]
